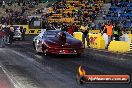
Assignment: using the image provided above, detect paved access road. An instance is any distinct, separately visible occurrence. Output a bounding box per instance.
[0,35,132,88]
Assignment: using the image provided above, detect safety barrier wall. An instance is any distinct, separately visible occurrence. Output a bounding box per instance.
[108,34,132,53]
[13,25,101,35]
[13,25,41,34]
[73,32,105,49]
[89,33,105,49]
[73,32,87,48]
[27,29,41,34]
[108,41,130,53]
[12,25,132,35]
[73,32,132,53]
[13,25,29,34]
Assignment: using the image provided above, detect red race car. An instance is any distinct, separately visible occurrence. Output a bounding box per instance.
[33,30,84,56]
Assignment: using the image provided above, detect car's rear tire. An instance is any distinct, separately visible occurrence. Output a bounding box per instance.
[36,52,42,54]
[20,38,22,41]
[18,38,22,41]
[77,53,81,57]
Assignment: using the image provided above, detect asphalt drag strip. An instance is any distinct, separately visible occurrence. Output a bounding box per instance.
[0,48,85,88]
[0,39,132,88]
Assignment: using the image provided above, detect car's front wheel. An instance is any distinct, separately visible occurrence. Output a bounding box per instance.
[42,44,48,55]
[33,41,42,54]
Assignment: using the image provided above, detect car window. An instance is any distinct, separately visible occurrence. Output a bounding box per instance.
[42,31,73,38]
[46,34,56,38]
[64,32,74,38]
[43,32,57,38]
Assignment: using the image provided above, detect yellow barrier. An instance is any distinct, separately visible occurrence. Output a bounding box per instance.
[108,41,130,53]
[89,30,100,34]
[12,26,102,35]
[128,34,132,42]
[127,31,131,34]
[73,32,82,41]
[13,25,41,34]
[13,25,29,34]
[73,32,87,48]
[28,29,41,34]
[73,32,105,49]
[89,33,105,49]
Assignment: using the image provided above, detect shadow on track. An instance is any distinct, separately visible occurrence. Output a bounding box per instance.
[38,53,82,60]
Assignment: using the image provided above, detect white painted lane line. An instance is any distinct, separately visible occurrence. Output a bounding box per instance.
[0,49,41,88]
[0,63,23,88]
